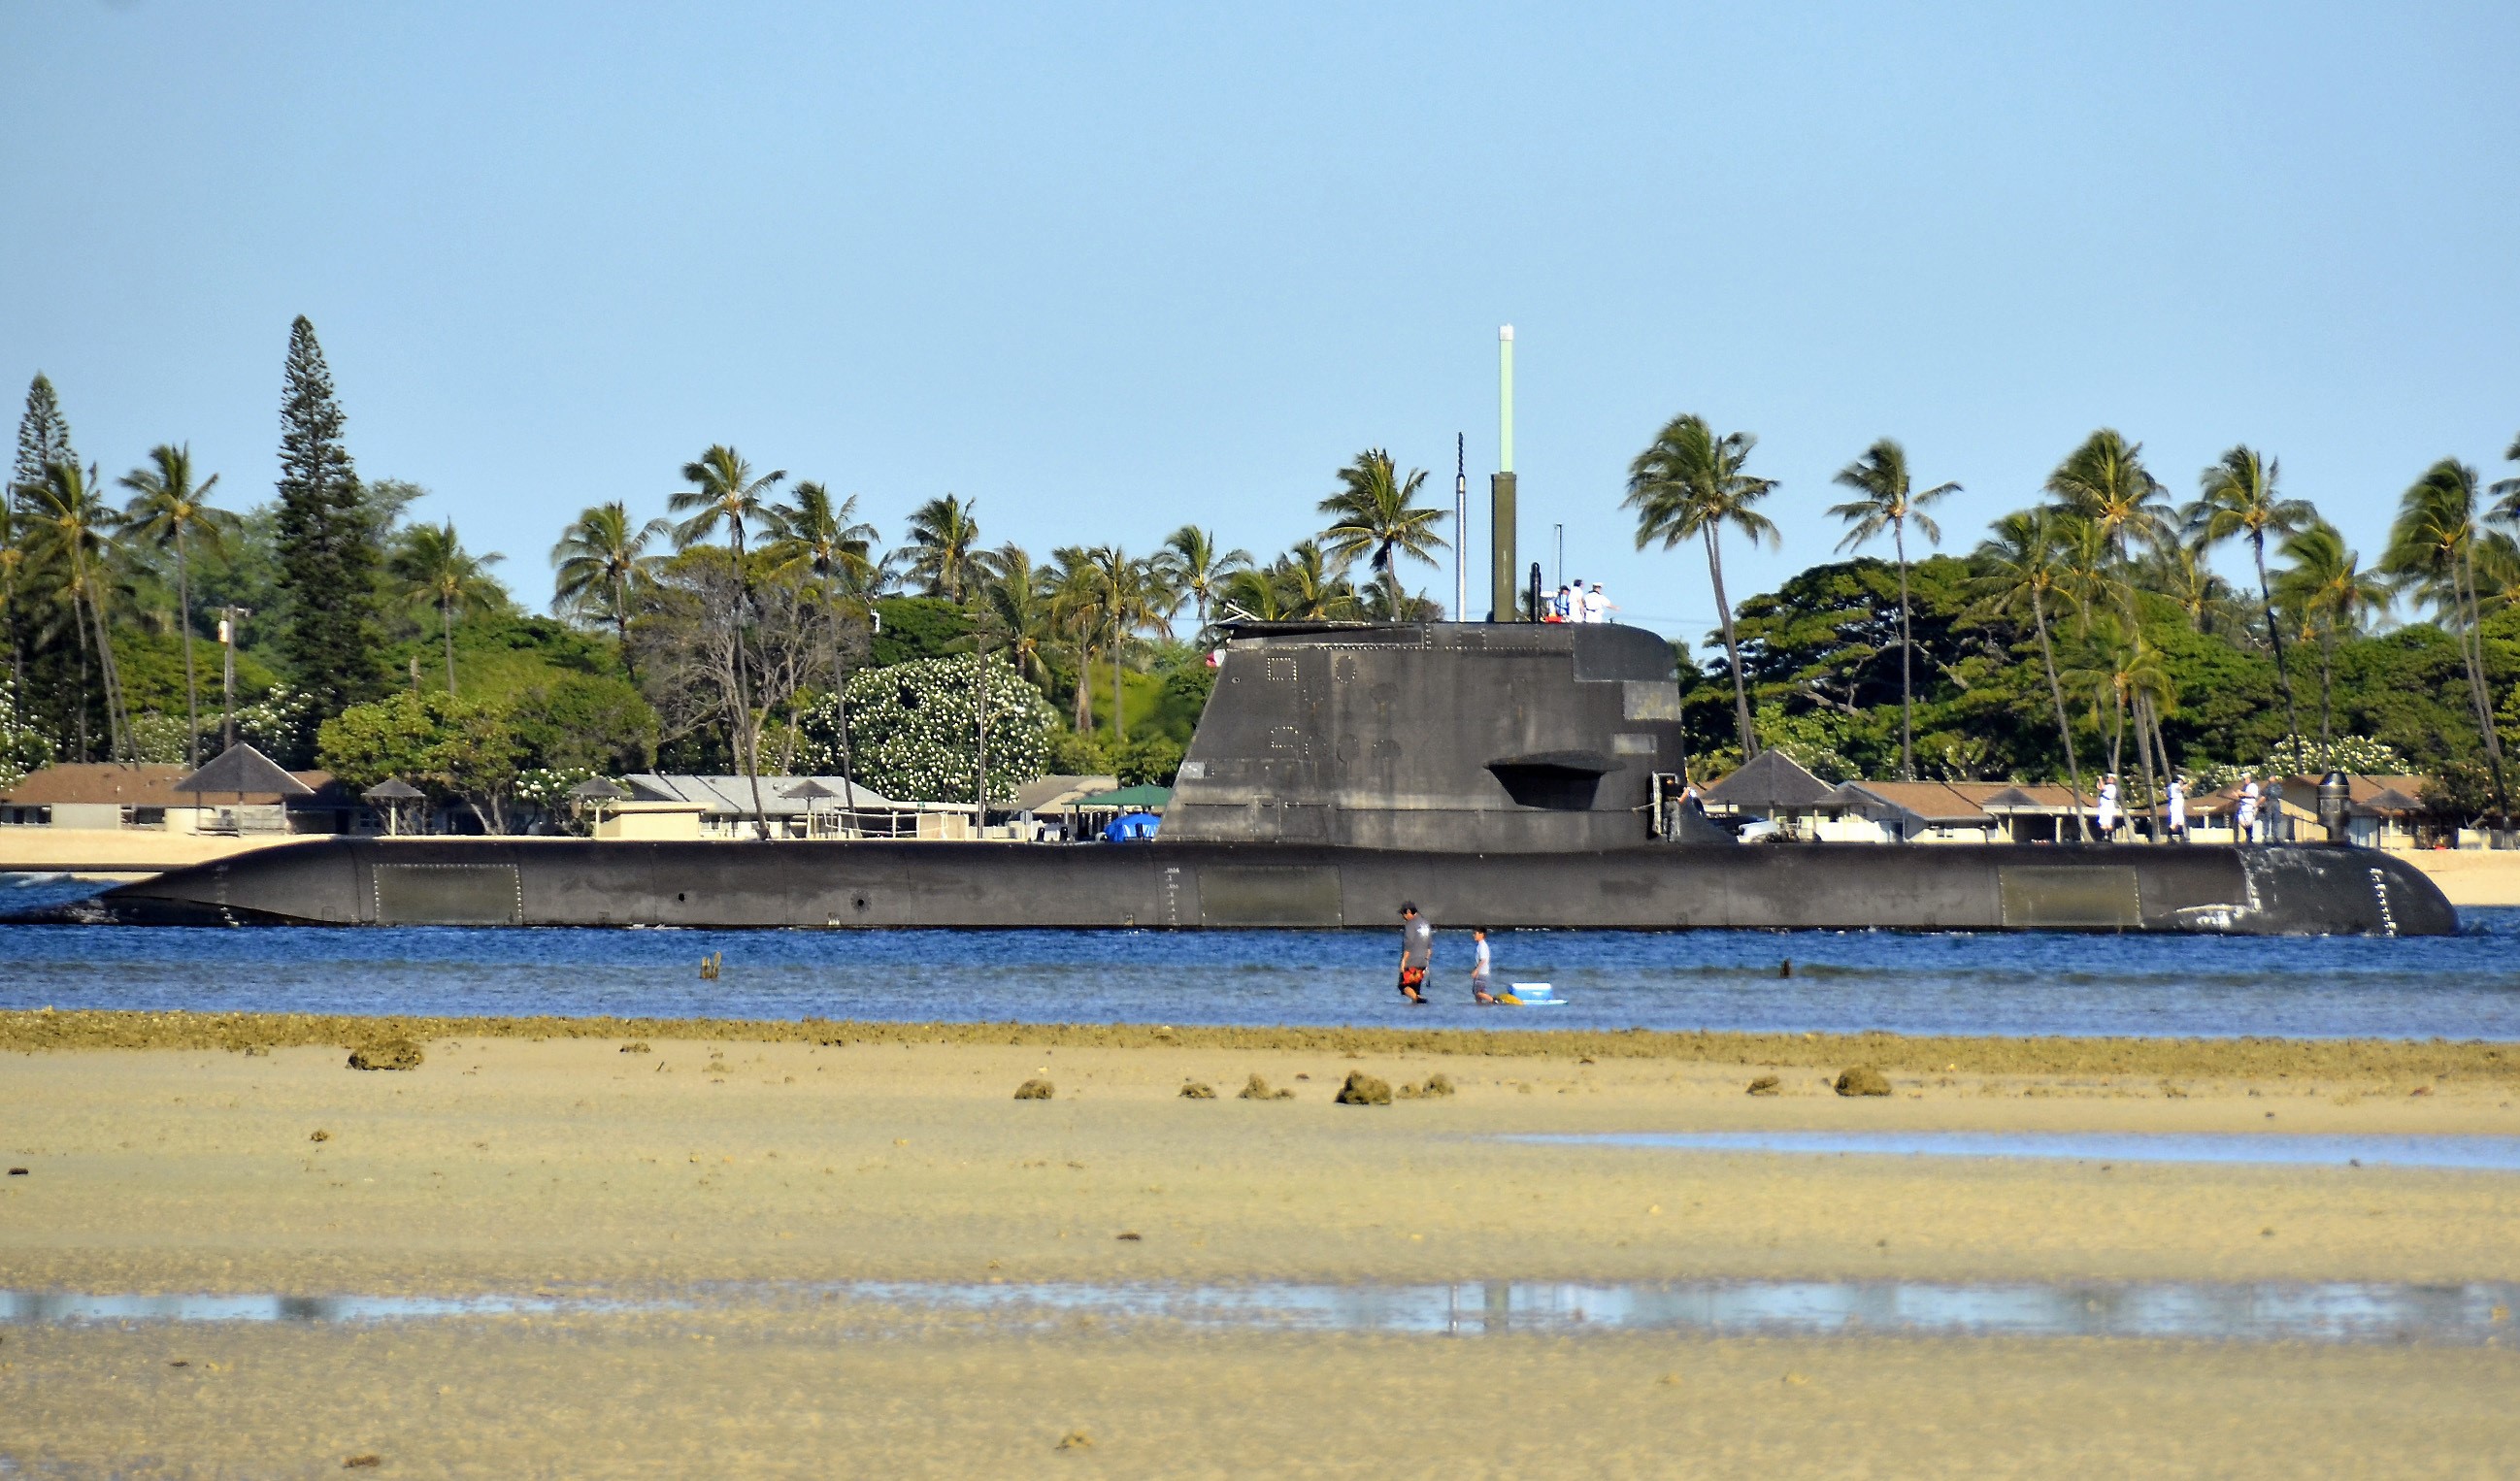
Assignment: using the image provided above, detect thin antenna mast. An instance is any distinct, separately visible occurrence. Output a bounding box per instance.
[1454,433,1467,621]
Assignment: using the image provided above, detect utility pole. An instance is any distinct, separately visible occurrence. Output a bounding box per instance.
[974,626,989,838]
[217,607,247,752]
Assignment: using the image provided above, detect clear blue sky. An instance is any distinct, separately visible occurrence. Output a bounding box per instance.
[6,1,2514,647]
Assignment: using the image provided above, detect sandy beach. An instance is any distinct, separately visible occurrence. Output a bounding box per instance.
[5,1013,2518,1474]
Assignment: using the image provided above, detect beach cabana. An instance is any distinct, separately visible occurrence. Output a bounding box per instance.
[361,778,426,836]
[1698,750,1834,839]
[176,745,315,836]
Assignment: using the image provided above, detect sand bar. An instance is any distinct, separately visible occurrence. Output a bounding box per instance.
[5,1015,2518,1472]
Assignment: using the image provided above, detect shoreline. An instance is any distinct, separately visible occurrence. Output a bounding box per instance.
[7,1007,2520,1083]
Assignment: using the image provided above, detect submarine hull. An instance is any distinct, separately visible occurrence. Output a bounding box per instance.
[58,836,2454,936]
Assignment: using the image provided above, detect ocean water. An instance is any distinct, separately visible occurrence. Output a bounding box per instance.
[3,872,2516,1039]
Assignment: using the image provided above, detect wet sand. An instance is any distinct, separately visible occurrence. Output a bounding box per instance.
[5,1014,2519,1474]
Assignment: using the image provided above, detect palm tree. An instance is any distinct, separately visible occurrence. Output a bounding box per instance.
[2384,458,2506,821]
[550,502,672,671]
[765,484,879,603]
[2066,619,2175,840]
[2136,535,2240,637]
[1623,413,1777,756]
[904,495,983,602]
[391,521,506,697]
[2188,445,2313,746]
[2050,512,2125,639]
[2048,431,2173,576]
[1155,525,1251,635]
[2048,428,2172,782]
[1971,510,2089,838]
[765,480,881,690]
[1828,437,1958,780]
[117,444,236,765]
[1218,566,1286,622]
[1318,449,1446,617]
[1054,545,1167,745]
[977,544,1058,688]
[1044,547,1108,732]
[757,485,882,796]
[1281,542,1362,621]
[25,460,138,764]
[2490,432,2520,521]
[1221,543,1359,626]
[2274,521,2389,743]
[670,444,788,839]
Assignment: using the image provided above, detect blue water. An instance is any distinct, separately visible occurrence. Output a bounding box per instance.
[1513,1132,2520,1171]
[8,1278,2516,1345]
[4,873,2518,1040]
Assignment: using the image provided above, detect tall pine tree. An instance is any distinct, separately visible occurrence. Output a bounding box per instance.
[273,316,383,761]
[12,375,85,745]
[13,373,76,498]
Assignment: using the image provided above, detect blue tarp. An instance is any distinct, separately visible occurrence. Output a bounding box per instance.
[1101,811,1161,841]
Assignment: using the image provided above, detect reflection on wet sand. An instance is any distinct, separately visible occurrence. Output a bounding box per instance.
[9,1276,2516,1346]
[1513,1130,2520,1170]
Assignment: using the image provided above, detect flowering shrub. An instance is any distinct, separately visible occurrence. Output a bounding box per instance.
[128,712,199,766]
[514,766,600,835]
[795,654,1054,803]
[235,684,315,756]
[2192,736,2410,789]
[0,676,56,789]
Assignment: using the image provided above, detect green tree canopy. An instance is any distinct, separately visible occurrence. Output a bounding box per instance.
[315,689,525,834]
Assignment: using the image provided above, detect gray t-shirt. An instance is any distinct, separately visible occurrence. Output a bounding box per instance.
[1402,917,1433,969]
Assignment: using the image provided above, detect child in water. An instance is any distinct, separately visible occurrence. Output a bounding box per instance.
[1470,928,1496,1004]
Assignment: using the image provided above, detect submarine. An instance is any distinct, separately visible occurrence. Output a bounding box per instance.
[43,618,2457,935]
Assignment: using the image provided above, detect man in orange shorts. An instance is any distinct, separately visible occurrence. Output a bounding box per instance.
[1396,903,1432,1004]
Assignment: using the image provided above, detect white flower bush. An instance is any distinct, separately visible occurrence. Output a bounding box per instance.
[128,711,199,766]
[514,765,599,835]
[0,676,56,789]
[796,654,1054,804]
[2192,736,2410,789]
[514,766,597,811]
[234,684,315,755]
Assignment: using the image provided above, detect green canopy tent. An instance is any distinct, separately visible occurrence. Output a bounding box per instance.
[1073,784,1172,812]
[1067,783,1170,841]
